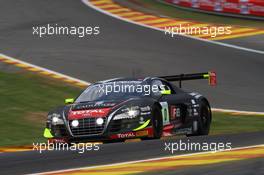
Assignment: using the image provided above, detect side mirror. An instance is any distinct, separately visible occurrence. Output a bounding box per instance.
[65,98,74,104]
[161,90,171,95]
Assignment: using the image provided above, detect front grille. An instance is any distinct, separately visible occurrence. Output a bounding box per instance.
[69,118,106,136]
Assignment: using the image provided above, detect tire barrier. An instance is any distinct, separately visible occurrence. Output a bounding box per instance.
[162,0,264,19]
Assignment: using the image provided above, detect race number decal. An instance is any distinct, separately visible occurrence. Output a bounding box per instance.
[160,102,170,125]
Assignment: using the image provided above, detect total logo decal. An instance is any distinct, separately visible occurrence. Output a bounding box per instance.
[68,108,111,119]
[117,132,135,138]
[114,130,150,139]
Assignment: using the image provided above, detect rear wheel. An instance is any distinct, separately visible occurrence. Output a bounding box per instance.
[142,105,163,140]
[197,101,212,135]
[188,100,211,136]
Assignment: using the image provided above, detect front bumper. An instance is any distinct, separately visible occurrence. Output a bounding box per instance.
[44,117,152,142]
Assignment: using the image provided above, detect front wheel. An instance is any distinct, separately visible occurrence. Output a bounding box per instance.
[142,105,163,140]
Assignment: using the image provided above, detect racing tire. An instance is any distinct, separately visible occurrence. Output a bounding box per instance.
[142,105,163,140]
[188,100,211,136]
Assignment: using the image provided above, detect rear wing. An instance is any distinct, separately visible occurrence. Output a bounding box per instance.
[159,71,216,88]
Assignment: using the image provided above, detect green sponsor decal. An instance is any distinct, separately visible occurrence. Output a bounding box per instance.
[43,128,54,138]
[161,90,171,95]
[65,98,74,104]
[133,119,151,131]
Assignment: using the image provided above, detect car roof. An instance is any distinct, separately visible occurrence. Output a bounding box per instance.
[98,77,155,83]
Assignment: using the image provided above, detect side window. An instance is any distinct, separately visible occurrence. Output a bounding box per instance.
[151,80,174,96]
[152,80,163,96]
[161,81,175,94]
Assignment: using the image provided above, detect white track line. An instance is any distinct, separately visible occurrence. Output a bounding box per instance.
[1,53,264,115]
[82,0,264,55]
[212,108,264,115]
[30,144,264,175]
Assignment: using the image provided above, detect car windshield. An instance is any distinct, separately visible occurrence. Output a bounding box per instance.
[75,81,150,102]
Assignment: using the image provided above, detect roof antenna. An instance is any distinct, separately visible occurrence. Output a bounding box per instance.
[179,74,183,88]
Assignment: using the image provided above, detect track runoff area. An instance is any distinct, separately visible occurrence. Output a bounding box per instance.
[85,0,264,55]
[32,144,264,175]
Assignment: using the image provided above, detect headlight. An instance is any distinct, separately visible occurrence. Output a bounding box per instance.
[96,118,104,125]
[52,116,59,123]
[71,120,79,127]
[113,108,140,120]
[48,113,64,125]
[128,109,140,117]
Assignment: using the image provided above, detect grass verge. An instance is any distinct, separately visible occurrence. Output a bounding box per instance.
[0,70,263,146]
[0,70,82,146]
[127,0,264,28]
[211,112,264,135]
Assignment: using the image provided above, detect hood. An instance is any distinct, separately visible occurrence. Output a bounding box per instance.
[71,100,119,111]
[68,99,125,120]
[67,97,152,120]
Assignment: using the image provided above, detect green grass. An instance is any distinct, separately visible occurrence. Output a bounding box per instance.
[211,112,264,135]
[129,0,264,28]
[0,70,263,146]
[0,71,82,146]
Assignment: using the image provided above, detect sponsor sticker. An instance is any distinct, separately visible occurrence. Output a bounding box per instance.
[136,130,149,137]
[171,106,181,120]
[160,102,170,125]
[69,108,111,119]
[117,132,136,138]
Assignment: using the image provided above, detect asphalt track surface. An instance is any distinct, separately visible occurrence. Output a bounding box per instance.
[222,35,264,52]
[0,132,263,175]
[0,0,264,112]
[147,157,264,175]
[0,0,264,174]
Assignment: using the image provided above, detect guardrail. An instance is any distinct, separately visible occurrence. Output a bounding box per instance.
[162,0,264,19]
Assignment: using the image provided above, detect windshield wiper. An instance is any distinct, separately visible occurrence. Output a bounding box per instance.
[79,101,91,103]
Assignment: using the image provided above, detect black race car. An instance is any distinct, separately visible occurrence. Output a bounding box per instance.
[44,72,216,143]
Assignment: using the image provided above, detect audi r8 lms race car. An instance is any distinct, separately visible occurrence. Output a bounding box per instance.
[44,71,216,144]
